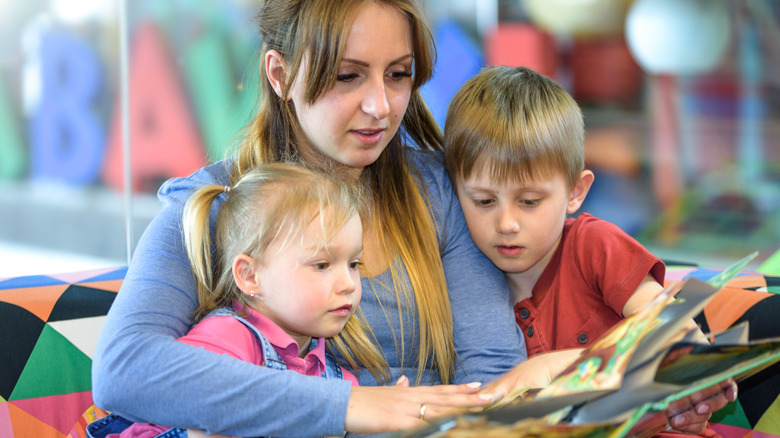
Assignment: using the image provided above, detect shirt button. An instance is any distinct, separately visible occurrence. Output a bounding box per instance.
[518,308,530,319]
[578,333,588,344]
[527,326,535,337]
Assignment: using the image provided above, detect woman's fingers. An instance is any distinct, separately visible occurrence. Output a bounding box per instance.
[344,383,494,434]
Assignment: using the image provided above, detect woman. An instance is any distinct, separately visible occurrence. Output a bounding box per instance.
[93,1,731,436]
[93,1,524,436]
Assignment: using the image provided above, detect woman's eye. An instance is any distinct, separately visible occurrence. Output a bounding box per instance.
[389,71,412,81]
[336,73,359,82]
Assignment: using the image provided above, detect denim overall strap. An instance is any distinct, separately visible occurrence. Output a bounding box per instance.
[322,350,344,380]
[206,308,287,370]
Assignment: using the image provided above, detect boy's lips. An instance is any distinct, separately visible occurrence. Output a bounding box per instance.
[496,244,524,257]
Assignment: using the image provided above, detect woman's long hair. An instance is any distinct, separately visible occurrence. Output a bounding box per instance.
[230,0,454,384]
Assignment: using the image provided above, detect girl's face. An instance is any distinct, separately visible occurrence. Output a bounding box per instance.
[252,214,363,350]
[290,2,413,174]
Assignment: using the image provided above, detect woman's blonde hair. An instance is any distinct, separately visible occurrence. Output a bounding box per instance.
[183,162,387,383]
[444,66,585,190]
[231,0,454,384]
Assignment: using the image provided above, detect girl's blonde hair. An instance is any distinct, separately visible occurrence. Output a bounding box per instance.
[444,66,585,190]
[183,162,387,383]
[230,0,454,384]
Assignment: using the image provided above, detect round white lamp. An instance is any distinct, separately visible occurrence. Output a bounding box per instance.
[523,0,631,37]
[625,0,732,75]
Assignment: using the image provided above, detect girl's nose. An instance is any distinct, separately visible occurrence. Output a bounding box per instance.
[337,267,358,295]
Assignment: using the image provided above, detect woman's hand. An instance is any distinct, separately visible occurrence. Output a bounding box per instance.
[186,431,235,438]
[665,378,737,434]
[343,377,493,434]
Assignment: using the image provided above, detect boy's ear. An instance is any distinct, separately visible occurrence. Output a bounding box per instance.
[566,170,594,215]
[265,49,288,99]
[233,254,260,297]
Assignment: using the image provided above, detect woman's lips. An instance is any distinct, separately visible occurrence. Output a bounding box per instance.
[351,129,384,145]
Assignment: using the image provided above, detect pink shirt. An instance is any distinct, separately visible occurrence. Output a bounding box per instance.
[180,304,358,384]
[117,305,357,437]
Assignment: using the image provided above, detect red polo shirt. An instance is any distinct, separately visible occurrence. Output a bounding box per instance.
[514,213,665,357]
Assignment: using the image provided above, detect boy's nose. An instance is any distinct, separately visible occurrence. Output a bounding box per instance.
[497,209,520,234]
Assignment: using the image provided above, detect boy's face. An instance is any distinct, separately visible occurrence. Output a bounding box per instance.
[455,169,588,278]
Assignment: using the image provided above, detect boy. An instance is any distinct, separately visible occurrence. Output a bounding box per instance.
[444,66,732,436]
[444,65,666,357]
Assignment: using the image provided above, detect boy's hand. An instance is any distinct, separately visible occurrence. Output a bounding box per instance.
[665,378,737,434]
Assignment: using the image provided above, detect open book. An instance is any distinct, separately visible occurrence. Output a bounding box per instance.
[390,253,780,438]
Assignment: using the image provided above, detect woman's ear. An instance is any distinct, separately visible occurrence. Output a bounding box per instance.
[233,254,260,298]
[566,170,594,215]
[265,49,288,99]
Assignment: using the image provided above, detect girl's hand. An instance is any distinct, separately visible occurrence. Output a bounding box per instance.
[344,380,492,434]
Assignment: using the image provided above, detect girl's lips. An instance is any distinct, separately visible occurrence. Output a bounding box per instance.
[350,129,384,145]
[330,304,353,316]
[496,245,523,257]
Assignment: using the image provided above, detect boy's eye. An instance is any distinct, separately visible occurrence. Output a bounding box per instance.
[473,198,494,207]
[520,199,540,207]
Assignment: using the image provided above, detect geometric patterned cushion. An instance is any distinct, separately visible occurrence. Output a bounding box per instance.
[0,267,125,438]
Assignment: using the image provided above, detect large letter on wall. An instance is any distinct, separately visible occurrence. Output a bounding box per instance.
[30,30,104,184]
[103,23,206,193]
[183,34,258,162]
[0,77,25,180]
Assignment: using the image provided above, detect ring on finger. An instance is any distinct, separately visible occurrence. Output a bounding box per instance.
[419,403,427,420]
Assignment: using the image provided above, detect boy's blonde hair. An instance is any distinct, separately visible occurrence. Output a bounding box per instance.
[444,66,585,189]
[230,0,455,384]
[183,163,387,383]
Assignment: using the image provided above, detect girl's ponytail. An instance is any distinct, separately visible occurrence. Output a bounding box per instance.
[182,185,229,313]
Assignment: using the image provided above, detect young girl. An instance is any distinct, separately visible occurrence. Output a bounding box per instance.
[89,163,386,438]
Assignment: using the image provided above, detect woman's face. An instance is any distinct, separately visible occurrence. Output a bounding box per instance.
[290,2,413,173]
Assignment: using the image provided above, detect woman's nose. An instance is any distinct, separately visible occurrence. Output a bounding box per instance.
[361,76,390,119]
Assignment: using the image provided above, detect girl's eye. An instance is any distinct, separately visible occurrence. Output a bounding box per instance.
[349,260,363,271]
[313,262,330,270]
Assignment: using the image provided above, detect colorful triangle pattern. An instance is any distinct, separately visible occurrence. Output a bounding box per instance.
[0,267,125,437]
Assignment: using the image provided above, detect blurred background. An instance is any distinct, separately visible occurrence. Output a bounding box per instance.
[0,0,778,277]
